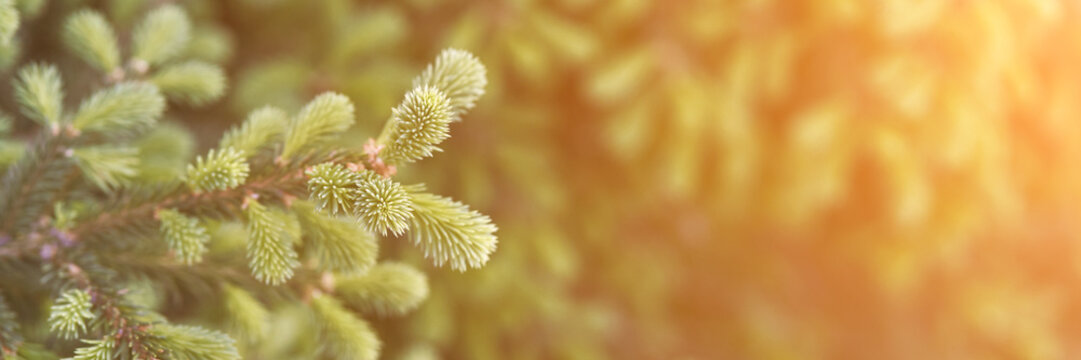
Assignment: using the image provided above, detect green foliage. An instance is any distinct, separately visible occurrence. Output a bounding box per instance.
[71,82,165,136]
[150,61,226,105]
[0,112,9,135]
[12,343,58,360]
[14,63,63,128]
[185,147,250,192]
[281,92,355,158]
[337,262,428,316]
[67,337,112,360]
[47,290,94,340]
[133,123,195,183]
[221,284,267,342]
[143,324,240,360]
[63,10,120,74]
[51,202,76,230]
[382,85,453,164]
[408,191,497,271]
[0,41,18,73]
[355,174,413,236]
[294,200,377,274]
[244,198,299,285]
[0,3,493,358]
[0,0,17,46]
[305,162,361,215]
[0,142,16,171]
[70,146,138,191]
[0,292,21,356]
[413,48,486,121]
[14,0,43,18]
[231,60,307,112]
[185,26,233,64]
[311,295,380,360]
[131,4,191,69]
[396,345,438,360]
[158,209,210,264]
[105,0,143,26]
[219,106,287,157]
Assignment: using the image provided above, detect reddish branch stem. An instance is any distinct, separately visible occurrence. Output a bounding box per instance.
[70,168,308,240]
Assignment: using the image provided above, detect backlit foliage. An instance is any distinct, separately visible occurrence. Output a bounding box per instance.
[223,0,1081,359]
[15,0,1081,359]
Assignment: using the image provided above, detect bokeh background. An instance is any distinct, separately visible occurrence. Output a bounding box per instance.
[19,0,1081,358]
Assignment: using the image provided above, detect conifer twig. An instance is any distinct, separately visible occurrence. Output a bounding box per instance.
[0,128,78,235]
[71,164,311,242]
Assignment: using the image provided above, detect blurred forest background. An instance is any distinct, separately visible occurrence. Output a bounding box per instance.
[13,0,1081,359]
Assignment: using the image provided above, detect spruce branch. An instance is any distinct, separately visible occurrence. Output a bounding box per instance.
[362,139,397,177]
[407,190,497,271]
[67,337,113,360]
[381,85,453,164]
[0,130,77,236]
[104,252,286,306]
[9,343,58,360]
[64,153,336,246]
[412,48,487,122]
[142,324,240,360]
[70,145,138,191]
[219,106,287,157]
[0,0,17,46]
[46,289,94,339]
[71,82,165,137]
[63,10,121,75]
[311,295,380,360]
[3,70,161,237]
[244,198,299,285]
[336,262,428,316]
[14,63,63,129]
[185,147,250,193]
[149,61,226,105]
[0,292,21,357]
[354,173,413,236]
[221,284,267,342]
[0,16,495,355]
[294,200,377,274]
[304,162,361,216]
[157,209,210,265]
[131,126,193,184]
[281,92,355,159]
[131,4,191,70]
[42,254,218,360]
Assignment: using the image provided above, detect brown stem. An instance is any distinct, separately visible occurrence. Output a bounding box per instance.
[69,168,308,241]
[54,258,160,359]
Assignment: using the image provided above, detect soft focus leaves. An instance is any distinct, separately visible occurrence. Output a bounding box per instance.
[150,61,227,105]
[13,63,63,127]
[281,92,355,158]
[63,10,120,73]
[10,0,1081,359]
[71,82,165,136]
[132,4,191,67]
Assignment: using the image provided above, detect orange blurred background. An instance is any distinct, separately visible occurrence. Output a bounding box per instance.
[214,0,1081,358]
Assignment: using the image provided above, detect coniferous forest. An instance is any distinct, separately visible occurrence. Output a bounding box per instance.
[5,1,1081,359]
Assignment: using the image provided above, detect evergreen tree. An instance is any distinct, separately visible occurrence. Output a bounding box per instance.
[0,2,494,359]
